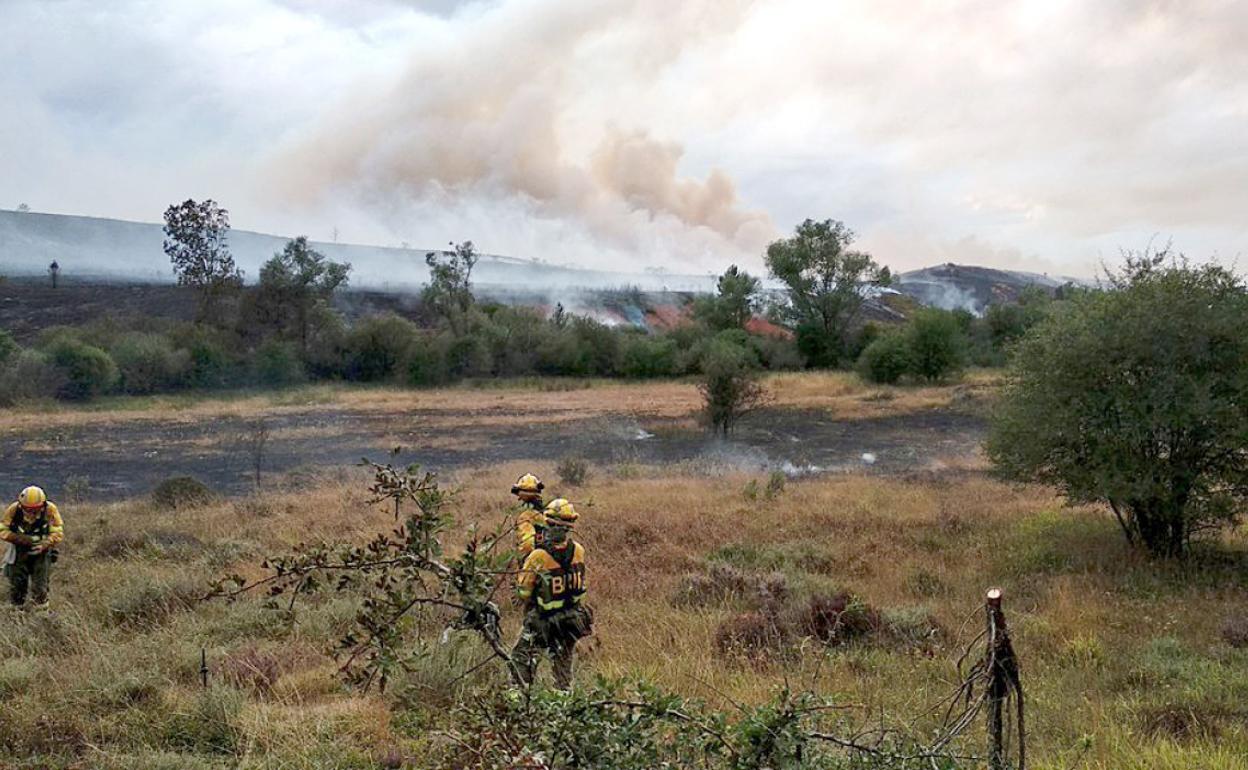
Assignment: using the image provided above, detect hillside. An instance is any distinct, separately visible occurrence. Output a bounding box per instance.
[894,263,1085,314]
[0,209,717,293]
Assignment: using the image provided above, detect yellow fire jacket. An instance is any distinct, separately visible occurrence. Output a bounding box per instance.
[515,500,546,558]
[516,542,586,614]
[0,502,64,547]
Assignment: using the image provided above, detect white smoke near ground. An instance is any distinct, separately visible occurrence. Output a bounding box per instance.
[270,0,775,271]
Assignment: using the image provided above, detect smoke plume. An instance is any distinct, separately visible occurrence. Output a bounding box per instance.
[272,0,774,267]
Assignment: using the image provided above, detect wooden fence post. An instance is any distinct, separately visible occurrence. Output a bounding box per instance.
[985,588,1024,770]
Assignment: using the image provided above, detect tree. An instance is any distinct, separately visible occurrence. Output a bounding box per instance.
[693,264,760,331]
[256,236,351,354]
[905,309,967,382]
[765,219,887,367]
[424,241,477,335]
[987,251,1248,557]
[699,340,769,436]
[162,199,242,323]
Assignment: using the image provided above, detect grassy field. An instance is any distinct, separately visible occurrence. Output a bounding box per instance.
[0,369,1002,432]
[1,375,1245,769]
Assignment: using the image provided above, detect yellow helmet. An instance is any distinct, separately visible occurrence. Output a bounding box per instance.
[511,473,544,496]
[544,498,578,525]
[18,486,46,511]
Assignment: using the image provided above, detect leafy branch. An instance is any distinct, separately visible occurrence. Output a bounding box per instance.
[208,459,522,691]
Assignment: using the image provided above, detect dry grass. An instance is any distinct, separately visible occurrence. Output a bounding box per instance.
[1,370,1002,441]
[10,456,1246,768]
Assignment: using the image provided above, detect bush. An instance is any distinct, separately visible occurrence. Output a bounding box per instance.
[856,331,910,384]
[404,334,448,386]
[571,318,622,376]
[346,314,418,381]
[443,331,491,379]
[151,476,214,510]
[0,329,17,365]
[698,340,768,436]
[988,254,1248,557]
[47,338,118,399]
[556,456,590,487]
[111,333,190,394]
[620,334,678,378]
[904,308,966,382]
[253,339,305,387]
[0,350,65,406]
[178,330,236,389]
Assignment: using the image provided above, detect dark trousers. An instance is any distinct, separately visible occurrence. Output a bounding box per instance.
[8,551,52,606]
[513,609,586,689]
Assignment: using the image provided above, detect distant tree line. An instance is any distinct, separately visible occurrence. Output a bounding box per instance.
[0,203,1048,409]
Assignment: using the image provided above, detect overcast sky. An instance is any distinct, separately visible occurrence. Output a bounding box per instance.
[3,0,1246,277]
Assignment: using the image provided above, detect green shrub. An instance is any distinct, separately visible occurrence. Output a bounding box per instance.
[571,318,622,376]
[111,333,190,394]
[698,340,767,436]
[404,334,448,386]
[856,331,910,384]
[0,350,65,406]
[443,332,491,378]
[0,328,17,365]
[620,334,678,378]
[750,334,803,371]
[904,308,966,382]
[253,339,305,387]
[988,256,1248,557]
[47,338,118,399]
[163,324,241,389]
[346,314,418,381]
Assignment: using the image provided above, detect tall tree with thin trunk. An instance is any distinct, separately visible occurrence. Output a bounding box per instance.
[163,199,242,324]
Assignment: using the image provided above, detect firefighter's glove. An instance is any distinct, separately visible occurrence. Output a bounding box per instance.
[10,535,33,547]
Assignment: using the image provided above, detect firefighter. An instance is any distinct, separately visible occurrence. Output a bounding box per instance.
[1,486,64,609]
[511,472,547,558]
[512,498,590,689]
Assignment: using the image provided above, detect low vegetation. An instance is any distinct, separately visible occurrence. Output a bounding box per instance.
[1,446,1244,768]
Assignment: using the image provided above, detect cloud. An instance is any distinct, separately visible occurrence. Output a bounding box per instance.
[2,0,1247,278]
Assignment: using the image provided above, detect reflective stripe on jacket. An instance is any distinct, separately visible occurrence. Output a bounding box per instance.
[0,502,63,547]
[517,542,585,614]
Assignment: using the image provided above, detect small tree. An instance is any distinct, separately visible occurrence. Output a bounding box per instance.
[163,199,242,323]
[693,264,760,331]
[987,251,1248,557]
[424,241,477,335]
[256,237,351,354]
[857,331,911,385]
[699,341,768,436]
[905,309,967,382]
[766,219,887,367]
[48,261,60,288]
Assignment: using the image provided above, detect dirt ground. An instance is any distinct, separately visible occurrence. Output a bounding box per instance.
[0,384,987,500]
